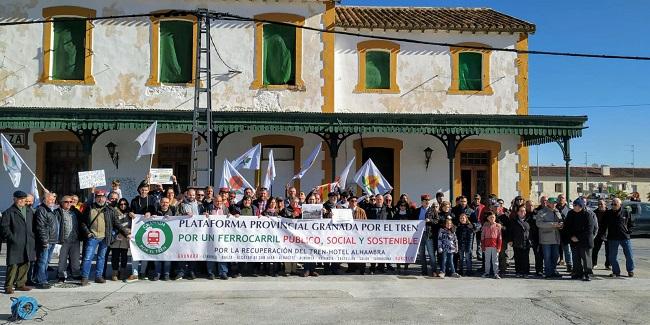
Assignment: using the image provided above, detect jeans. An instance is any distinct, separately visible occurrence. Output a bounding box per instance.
[419,237,437,275]
[474,231,482,258]
[542,244,560,276]
[81,237,109,279]
[303,262,316,273]
[458,246,472,273]
[608,239,634,275]
[561,243,573,267]
[206,262,229,276]
[35,243,56,285]
[440,252,456,275]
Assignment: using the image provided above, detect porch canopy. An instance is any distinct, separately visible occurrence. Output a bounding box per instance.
[0,107,587,199]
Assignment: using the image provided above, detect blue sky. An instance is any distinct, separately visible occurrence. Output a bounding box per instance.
[343,0,650,167]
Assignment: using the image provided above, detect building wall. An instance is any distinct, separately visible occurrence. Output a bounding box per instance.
[334,31,520,114]
[530,176,650,203]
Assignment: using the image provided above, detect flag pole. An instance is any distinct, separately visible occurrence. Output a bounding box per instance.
[1,134,46,191]
[148,153,154,184]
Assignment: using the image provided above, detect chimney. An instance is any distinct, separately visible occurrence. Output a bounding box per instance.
[601,165,611,177]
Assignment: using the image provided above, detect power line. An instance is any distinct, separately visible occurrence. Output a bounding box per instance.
[530,103,650,109]
[216,13,650,61]
[1,9,650,61]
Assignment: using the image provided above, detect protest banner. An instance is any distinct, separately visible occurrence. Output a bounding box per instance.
[150,168,174,184]
[78,170,106,189]
[331,209,354,224]
[130,216,424,263]
[301,204,323,219]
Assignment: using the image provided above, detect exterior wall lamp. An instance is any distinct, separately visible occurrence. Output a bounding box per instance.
[424,147,433,170]
[106,142,119,169]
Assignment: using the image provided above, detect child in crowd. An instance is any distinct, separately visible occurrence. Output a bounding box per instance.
[456,213,474,276]
[112,179,123,199]
[438,218,460,278]
[481,211,503,279]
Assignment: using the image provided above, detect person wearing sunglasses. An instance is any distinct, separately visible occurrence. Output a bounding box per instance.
[110,198,131,281]
[56,196,82,283]
[606,198,635,278]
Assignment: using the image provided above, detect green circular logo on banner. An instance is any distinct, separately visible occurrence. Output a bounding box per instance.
[135,221,173,255]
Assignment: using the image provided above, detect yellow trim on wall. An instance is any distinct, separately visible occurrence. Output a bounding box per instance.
[516,33,529,115]
[354,40,400,94]
[517,140,531,199]
[454,139,501,198]
[40,6,96,85]
[146,13,198,87]
[250,13,305,91]
[448,42,493,96]
[34,131,81,186]
[252,135,304,190]
[320,1,336,112]
[352,137,403,197]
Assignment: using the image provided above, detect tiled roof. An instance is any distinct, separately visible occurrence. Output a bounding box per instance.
[335,6,535,33]
[531,167,650,179]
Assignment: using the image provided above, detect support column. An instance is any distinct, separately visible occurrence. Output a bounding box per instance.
[67,128,108,171]
[310,131,354,183]
[210,130,234,186]
[430,134,472,201]
[556,136,571,202]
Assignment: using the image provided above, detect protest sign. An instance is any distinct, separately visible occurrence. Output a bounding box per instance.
[150,168,174,184]
[78,170,106,189]
[301,204,323,219]
[130,216,424,263]
[331,209,354,224]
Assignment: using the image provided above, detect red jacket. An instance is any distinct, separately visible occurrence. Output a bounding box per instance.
[481,222,502,250]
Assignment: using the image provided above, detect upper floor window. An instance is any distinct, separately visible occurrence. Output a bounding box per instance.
[40,6,96,85]
[355,40,400,94]
[448,43,493,95]
[147,14,197,86]
[251,13,305,90]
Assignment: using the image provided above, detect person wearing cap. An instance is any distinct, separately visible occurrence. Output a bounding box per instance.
[1,191,37,294]
[79,189,130,286]
[33,191,61,289]
[536,197,564,278]
[563,198,597,281]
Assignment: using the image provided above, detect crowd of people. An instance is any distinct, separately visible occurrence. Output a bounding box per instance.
[0,176,637,294]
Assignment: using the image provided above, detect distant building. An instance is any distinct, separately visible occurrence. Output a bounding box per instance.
[530,165,650,202]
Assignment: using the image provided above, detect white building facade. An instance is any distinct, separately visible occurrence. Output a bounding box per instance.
[0,0,587,208]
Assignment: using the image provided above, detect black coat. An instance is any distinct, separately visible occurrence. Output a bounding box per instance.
[80,203,129,246]
[564,208,596,249]
[606,208,634,241]
[34,203,60,246]
[509,217,531,249]
[1,204,36,265]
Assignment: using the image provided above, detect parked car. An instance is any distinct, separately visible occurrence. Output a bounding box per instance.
[623,201,650,235]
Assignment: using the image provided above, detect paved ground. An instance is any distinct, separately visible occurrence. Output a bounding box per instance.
[0,239,649,324]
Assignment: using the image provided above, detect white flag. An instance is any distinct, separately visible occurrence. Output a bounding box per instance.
[262,149,276,189]
[1,133,23,187]
[337,157,355,190]
[31,176,40,207]
[231,143,262,170]
[135,121,157,160]
[353,158,393,196]
[219,160,254,201]
[290,143,322,182]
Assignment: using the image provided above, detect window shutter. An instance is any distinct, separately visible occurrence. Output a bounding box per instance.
[459,52,482,91]
[52,19,86,80]
[263,23,296,85]
[160,21,193,84]
[365,51,390,89]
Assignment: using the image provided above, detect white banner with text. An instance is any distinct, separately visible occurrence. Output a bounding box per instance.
[129,215,424,263]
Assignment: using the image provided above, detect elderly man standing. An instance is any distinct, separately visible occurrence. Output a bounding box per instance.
[1,191,37,294]
[57,196,82,283]
[536,197,563,279]
[564,199,597,281]
[607,198,635,278]
[33,192,60,289]
[80,190,130,286]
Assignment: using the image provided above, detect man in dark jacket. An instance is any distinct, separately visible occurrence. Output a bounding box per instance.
[80,190,130,286]
[563,199,597,281]
[56,196,82,282]
[509,205,531,277]
[592,199,610,270]
[451,196,474,226]
[606,198,635,277]
[33,192,61,289]
[1,191,37,294]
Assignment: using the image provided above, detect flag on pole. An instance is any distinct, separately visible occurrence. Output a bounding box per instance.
[289,143,322,183]
[31,176,40,207]
[1,133,23,187]
[262,149,276,189]
[231,143,262,170]
[219,160,254,201]
[353,158,393,195]
[135,121,157,160]
[336,157,355,190]
[316,182,339,200]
